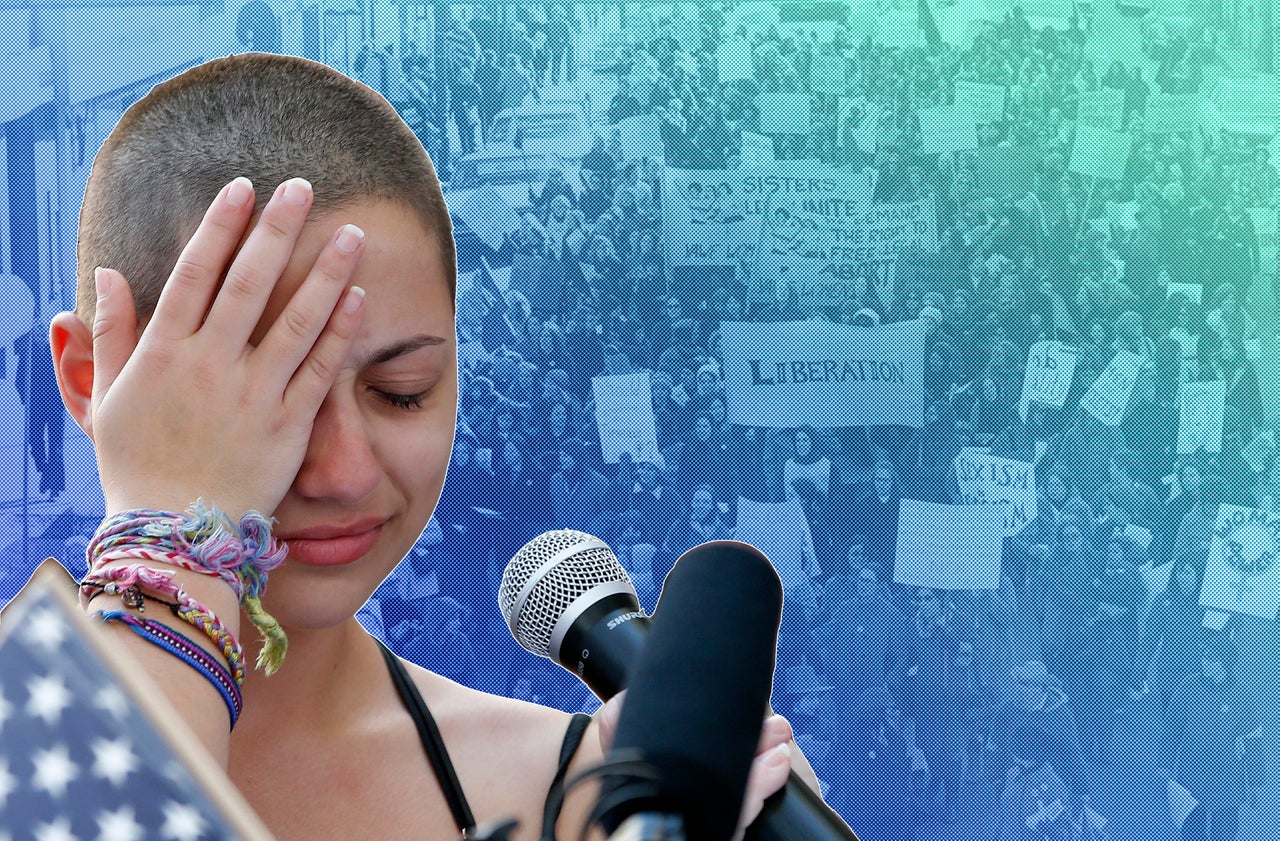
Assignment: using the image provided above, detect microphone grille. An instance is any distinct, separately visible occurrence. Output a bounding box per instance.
[499,529,634,658]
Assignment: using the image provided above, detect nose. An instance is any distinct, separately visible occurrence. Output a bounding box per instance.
[290,391,380,504]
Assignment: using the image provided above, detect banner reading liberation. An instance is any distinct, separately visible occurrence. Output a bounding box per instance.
[720,319,926,428]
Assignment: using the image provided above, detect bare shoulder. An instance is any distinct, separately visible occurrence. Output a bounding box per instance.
[402,659,604,837]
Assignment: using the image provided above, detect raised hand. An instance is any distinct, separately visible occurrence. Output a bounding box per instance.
[89,177,367,520]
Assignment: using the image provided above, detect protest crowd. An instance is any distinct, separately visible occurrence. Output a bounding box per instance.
[12,3,1268,840]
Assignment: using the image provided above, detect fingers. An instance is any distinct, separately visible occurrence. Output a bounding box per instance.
[147,177,257,340]
[90,268,138,407]
[258,223,366,396]
[202,178,315,348]
[734,741,792,841]
[594,690,625,751]
[281,284,366,413]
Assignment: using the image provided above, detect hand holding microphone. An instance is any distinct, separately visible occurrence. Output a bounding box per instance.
[499,530,858,841]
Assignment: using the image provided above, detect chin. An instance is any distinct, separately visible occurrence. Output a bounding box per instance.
[260,545,400,635]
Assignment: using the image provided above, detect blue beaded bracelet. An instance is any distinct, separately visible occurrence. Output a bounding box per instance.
[95,609,243,729]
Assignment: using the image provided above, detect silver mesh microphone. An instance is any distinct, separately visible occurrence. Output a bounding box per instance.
[499,529,649,699]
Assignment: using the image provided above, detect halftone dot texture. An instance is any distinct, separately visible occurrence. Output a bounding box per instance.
[6,3,1280,838]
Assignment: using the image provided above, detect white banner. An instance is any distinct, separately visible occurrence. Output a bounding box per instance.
[1177,381,1226,455]
[953,449,1037,536]
[720,319,926,428]
[449,185,520,252]
[592,371,664,467]
[735,497,821,588]
[1019,341,1077,420]
[717,40,754,84]
[894,499,1004,590]
[1200,504,1280,620]
[1080,350,1143,427]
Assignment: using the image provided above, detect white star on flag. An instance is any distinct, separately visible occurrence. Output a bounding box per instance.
[96,805,145,841]
[22,608,68,652]
[33,817,75,841]
[26,673,72,725]
[31,744,78,798]
[91,737,139,787]
[0,759,16,808]
[161,801,208,841]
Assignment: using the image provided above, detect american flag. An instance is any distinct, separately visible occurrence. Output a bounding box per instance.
[0,561,272,840]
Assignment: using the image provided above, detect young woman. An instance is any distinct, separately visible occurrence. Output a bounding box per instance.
[45,54,814,841]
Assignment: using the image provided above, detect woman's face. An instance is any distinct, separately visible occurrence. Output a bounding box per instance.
[255,200,458,632]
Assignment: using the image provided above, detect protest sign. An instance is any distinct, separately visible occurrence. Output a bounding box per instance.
[1199,504,1280,620]
[953,80,1006,124]
[758,93,812,134]
[661,166,877,268]
[592,371,664,467]
[1019,341,1077,420]
[1076,87,1124,130]
[1212,73,1280,133]
[720,319,926,428]
[448,184,520,252]
[953,449,1037,536]
[1177,380,1226,455]
[739,131,775,168]
[1069,124,1133,181]
[918,104,980,154]
[717,40,754,85]
[735,496,821,588]
[1080,350,1143,427]
[894,499,1004,590]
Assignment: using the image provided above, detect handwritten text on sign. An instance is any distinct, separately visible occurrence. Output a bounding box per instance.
[954,448,1037,537]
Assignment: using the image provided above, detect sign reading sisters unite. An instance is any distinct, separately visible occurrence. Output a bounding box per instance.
[1200,504,1280,620]
[720,319,926,428]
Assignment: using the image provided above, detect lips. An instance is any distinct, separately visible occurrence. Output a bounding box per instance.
[279,520,386,567]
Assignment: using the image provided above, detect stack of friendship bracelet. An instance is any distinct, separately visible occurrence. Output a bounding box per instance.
[79,501,288,730]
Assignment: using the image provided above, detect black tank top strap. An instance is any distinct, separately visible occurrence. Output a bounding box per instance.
[377,638,478,838]
[539,712,594,841]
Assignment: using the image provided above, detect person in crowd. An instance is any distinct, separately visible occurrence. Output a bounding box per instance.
[42,53,819,841]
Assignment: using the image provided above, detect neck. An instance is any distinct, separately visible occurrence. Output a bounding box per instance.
[235,618,385,736]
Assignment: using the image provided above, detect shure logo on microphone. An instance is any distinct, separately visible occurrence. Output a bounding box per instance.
[606,611,646,630]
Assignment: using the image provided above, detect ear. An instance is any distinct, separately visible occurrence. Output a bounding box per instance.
[49,311,95,439]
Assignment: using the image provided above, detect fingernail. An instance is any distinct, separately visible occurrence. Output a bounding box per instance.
[765,743,791,769]
[342,285,366,314]
[770,715,794,742]
[281,178,312,206]
[336,224,365,253]
[94,267,111,300]
[227,177,254,208]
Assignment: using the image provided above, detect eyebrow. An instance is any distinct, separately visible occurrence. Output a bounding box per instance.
[356,334,448,368]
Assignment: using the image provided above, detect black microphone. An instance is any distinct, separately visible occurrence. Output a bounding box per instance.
[499,529,649,699]
[596,539,782,841]
[500,531,859,841]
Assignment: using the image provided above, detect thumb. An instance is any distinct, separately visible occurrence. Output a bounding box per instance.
[90,267,138,406]
[595,689,627,752]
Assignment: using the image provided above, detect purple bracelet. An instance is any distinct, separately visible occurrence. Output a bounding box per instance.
[95,609,243,729]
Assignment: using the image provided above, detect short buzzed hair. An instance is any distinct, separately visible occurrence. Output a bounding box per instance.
[76,53,455,324]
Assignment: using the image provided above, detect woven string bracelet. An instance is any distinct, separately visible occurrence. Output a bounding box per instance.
[88,501,288,674]
[82,564,246,685]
